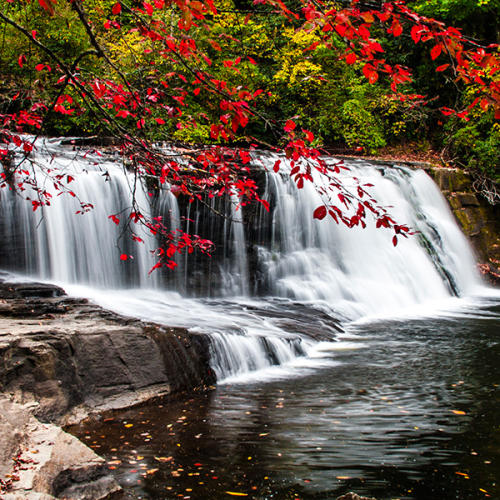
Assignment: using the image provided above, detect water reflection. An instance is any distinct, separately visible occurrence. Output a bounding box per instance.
[71,301,500,500]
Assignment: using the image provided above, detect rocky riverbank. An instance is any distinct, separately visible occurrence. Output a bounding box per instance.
[0,277,215,499]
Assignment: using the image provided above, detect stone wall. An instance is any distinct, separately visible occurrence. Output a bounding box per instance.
[427,167,500,284]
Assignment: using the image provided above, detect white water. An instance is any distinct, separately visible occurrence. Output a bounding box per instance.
[254,154,481,319]
[0,138,495,382]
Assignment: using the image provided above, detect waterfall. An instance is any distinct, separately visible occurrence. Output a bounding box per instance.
[0,138,158,288]
[251,153,481,318]
[0,137,488,381]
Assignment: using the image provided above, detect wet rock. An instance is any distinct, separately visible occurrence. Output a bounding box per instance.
[0,282,66,300]
[336,493,377,500]
[427,168,500,286]
[60,136,119,147]
[0,280,215,424]
[429,167,471,193]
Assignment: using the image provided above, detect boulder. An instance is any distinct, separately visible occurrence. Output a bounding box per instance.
[0,397,121,499]
[0,280,215,424]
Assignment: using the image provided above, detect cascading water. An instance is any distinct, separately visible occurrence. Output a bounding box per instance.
[0,138,491,381]
[251,153,481,318]
[0,138,158,289]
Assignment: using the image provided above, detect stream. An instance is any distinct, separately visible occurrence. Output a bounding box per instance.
[70,294,500,500]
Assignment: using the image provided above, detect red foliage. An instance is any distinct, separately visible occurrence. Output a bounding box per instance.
[0,0,498,271]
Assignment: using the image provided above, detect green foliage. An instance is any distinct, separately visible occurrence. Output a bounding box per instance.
[445,111,500,182]
[339,99,386,152]
[0,0,497,180]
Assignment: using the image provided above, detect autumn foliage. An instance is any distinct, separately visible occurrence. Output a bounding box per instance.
[0,0,498,270]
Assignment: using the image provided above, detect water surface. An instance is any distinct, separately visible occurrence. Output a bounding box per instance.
[71,297,500,500]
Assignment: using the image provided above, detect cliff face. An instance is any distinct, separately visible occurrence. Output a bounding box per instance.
[427,168,500,284]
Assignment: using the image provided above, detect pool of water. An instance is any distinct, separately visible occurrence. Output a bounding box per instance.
[70,298,500,499]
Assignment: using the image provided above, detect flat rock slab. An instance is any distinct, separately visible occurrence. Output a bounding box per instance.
[0,279,217,498]
[0,279,215,424]
[0,397,121,499]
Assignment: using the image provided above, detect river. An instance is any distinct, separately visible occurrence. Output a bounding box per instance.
[68,293,499,500]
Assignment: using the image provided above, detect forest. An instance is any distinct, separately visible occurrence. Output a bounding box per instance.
[0,0,498,175]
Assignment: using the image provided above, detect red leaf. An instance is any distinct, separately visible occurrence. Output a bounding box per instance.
[362,64,378,84]
[302,129,314,142]
[361,12,374,24]
[120,254,128,261]
[313,205,327,220]
[440,107,455,116]
[109,215,120,225]
[18,54,27,68]
[345,52,356,65]
[112,2,122,14]
[430,44,442,61]
[35,63,45,71]
[247,57,257,65]
[435,63,449,72]
[284,119,296,132]
[411,25,421,44]
[67,175,74,183]
[273,159,281,172]
[392,235,398,247]
[334,24,347,37]
[392,22,403,37]
[260,199,270,212]
[38,0,55,14]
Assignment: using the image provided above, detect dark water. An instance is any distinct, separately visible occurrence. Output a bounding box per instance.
[70,299,500,500]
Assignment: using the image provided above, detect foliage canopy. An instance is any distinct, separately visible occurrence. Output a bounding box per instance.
[0,0,498,269]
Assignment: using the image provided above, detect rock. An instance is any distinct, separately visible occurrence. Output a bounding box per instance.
[0,280,215,424]
[0,397,121,499]
[60,137,119,147]
[429,167,472,193]
[336,493,377,500]
[0,282,66,300]
[427,168,500,286]
[0,279,217,498]
[455,192,481,207]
